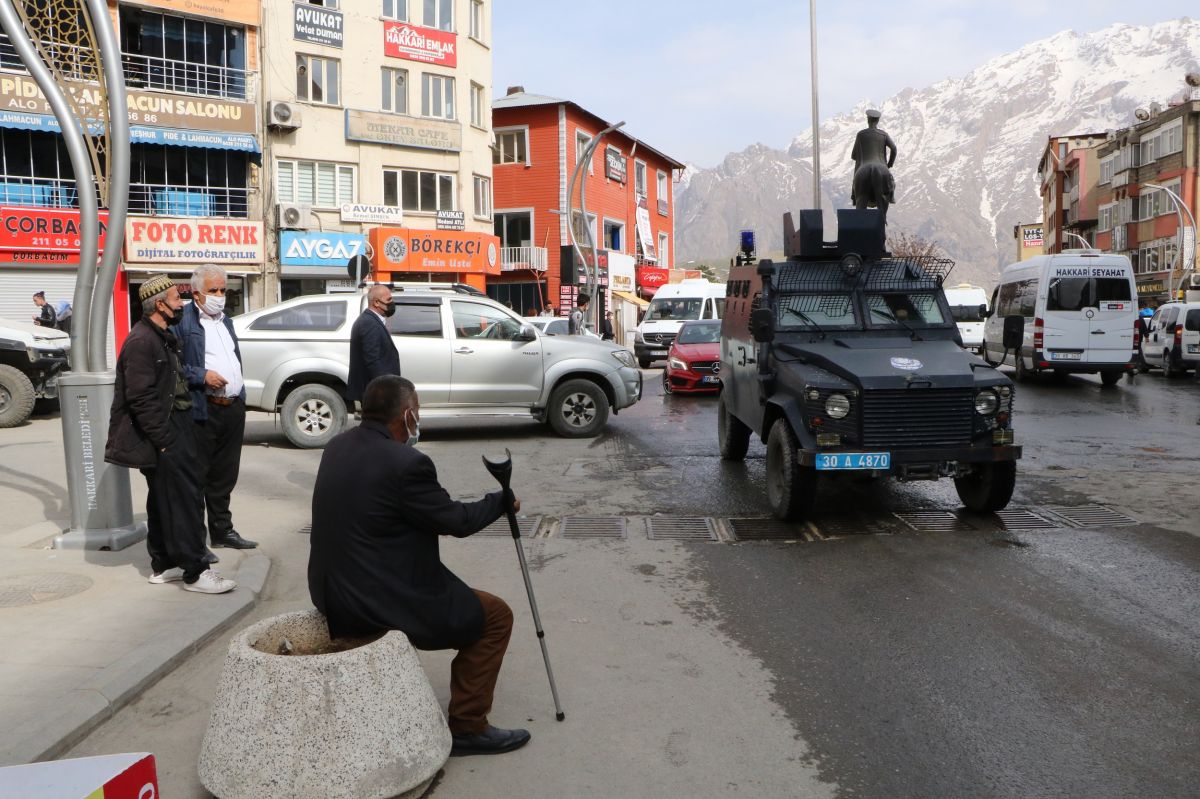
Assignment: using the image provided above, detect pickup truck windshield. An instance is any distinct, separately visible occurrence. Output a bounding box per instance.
[645,298,702,321]
[866,292,946,326]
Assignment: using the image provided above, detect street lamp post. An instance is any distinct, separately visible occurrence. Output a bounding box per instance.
[809,0,821,210]
[564,121,625,331]
[1142,182,1197,299]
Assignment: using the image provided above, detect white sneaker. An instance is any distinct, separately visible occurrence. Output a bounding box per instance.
[183,569,237,594]
[148,567,184,584]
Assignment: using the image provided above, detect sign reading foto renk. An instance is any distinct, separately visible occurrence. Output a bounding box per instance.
[383,21,457,67]
[125,217,263,264]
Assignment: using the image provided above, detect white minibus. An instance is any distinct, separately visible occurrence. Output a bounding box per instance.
[634,278,726,368]
[943,283,989,353]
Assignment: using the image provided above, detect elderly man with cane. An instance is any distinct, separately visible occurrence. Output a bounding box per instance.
[307,375,531,756]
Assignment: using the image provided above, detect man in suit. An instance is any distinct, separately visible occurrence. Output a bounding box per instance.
[308,375,531,756]
[347,285,401,405]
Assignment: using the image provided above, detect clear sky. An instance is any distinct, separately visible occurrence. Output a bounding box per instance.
[493,1,1198,169]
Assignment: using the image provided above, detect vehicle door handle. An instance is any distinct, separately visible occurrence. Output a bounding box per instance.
[1091,330,1106,335]
[454,346,474,354]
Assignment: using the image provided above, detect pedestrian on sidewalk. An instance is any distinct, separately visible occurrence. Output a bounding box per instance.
[179,264,258,557]
[31,291,56,328]
[568,292,589,335]
[308,375,530,756]
[602,311,615,341]
[105,273,236,595]
[347,284,400,407]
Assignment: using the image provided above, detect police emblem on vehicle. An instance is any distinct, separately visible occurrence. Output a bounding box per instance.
[384,235,407,263]
[889,357,923,371]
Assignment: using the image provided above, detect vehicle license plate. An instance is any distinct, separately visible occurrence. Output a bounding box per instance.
[1050,351,1082,360]
[1188,344,1200,354]
[815,452,891,471]
[701,375,721,384]
[652,349,667,355]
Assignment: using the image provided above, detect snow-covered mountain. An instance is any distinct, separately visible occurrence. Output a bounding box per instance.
[676,18,1200,287]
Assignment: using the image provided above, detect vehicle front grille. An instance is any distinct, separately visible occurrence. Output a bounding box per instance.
[861,389,974,448]
[690,360,718,374]
[644,333,675,346]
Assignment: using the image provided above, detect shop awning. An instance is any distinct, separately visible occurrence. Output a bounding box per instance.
[122,265,261,275]
[0,110,260,153]
[612,290,649,307]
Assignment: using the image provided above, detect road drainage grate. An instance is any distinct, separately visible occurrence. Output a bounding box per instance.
[1041,505,1138,528]
[894,511,979,533]
[647,517,718,541]
[728,517,810,541]
[990,508,1058,531]
[477,515,543,538]
[811,515,904,538]
[559,516,627,539]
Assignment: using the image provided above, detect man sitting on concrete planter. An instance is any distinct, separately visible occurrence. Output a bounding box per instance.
[308,375,531,756]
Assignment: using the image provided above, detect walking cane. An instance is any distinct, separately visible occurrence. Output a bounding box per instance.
[482,449,566,721]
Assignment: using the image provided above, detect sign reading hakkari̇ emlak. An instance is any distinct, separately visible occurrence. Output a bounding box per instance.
[293,2,343,48]
[383,21,457,67]
[344,109,461,152]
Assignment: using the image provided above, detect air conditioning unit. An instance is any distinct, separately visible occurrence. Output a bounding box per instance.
[267,101,302,130]
[1188,273,1200,289]
[277,202,311,230]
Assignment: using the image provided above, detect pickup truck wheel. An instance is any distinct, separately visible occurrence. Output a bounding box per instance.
[547,379,609,437]
[280,384,346,448]
[0,364,36,428]
[765,420,816,521]
[717,392,750,461]
[954,461,1017,512]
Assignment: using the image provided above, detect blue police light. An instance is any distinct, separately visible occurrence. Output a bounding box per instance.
[740,229,756,255]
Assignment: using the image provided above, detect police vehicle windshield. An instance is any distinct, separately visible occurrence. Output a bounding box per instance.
[866,292,946,327]
[776,293,857,330]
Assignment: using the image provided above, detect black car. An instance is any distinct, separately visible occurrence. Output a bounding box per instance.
[718,209,1022,520]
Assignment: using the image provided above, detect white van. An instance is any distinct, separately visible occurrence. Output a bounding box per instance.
[634,278,726,368]
[1140,300,1200,375]
[983,252,1137,386]
[943,283,989,353]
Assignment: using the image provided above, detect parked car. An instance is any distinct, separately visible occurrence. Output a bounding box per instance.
[235,288,642,447]
[0,317,70,427]
[1140,300,1200,376]
[522,316,601,339]
[663,320,722,394]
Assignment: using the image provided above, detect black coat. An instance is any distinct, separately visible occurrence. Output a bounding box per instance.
[105,319,182,468]
[347,310,401,401]
[307,421,505,647]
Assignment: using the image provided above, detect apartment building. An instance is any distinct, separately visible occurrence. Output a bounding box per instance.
[1036,133,1105,255]
[262,0,498,297]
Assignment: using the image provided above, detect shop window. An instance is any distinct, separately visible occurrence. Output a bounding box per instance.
[277,159,356,208]
[381,67,408,114]
[494,129,528,165]
[119,6,246,99]
[421,73,455,120]
[383,168,454,212]
[297,54,340,106]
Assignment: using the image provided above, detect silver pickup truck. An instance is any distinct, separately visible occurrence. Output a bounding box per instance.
[234,287,642,447]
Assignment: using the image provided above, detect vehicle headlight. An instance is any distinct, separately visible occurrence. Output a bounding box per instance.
[610,350,636,368]
[668,357,688,371]
[633,331,644,343]
[824,393,851,419]
[974,390,999,416]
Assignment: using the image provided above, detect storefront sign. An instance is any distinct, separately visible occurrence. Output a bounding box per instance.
[294,2,343,48]
[0,206,109,265]
[605,148,626,183]
[280,231,365,266]
[1137,281,1166,295]
[436,210,465,231]
[608,252,635,292]
[369,227,500,275]
[635,198,656,259]
[1022,226,1044,247]
[344,109,461,152]
[637,266,669,289]
[126,0,260,26]
[383,22,457,67]
[340,203,403,224]
[125,217,263,264]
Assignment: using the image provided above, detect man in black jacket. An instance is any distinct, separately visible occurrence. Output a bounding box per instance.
[308,375,530,756]
[347,285,401,404]
[32,291,56,327]
[106,274,236,595]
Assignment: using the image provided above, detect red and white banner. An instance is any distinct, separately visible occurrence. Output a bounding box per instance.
[125,216,263,264]
[0,206,110,265]
[637,266,669,289]
[383,22,457,67]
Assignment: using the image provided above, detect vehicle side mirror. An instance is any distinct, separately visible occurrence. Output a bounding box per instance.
[516,323,538,342]
[1002,315,1024,350]
[750,307,775,343]
[979,304,989,319]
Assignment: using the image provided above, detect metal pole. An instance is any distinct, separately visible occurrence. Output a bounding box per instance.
[565,122,623,331]
[1144,183,1197,298]
[809,0,821,210]
[0,1,98,368]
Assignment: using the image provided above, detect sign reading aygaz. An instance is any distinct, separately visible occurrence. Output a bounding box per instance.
[125,217,263,264]
[344,109,461,152]
[383,22,457,67]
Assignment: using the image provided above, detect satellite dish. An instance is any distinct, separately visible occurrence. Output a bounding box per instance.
[1186,73,1200,87]
[1134,108,1151,121]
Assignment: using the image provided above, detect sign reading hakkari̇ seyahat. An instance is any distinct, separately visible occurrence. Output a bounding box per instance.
[0,73,255,134]
[344,109,461,152]
[293,2,343,48]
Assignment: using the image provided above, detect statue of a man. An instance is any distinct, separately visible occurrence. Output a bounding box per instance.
[851,109,898,223]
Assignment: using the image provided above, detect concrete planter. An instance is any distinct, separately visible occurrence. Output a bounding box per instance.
[199,610,449,799]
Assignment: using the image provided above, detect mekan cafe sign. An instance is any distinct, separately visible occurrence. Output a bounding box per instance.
[383,21,457,67]
[125,217,264,264]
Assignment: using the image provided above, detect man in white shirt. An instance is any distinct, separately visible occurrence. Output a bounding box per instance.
[178,264,258,555]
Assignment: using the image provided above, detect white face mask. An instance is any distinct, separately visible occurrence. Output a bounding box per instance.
[202,294,226,315]
[405,409,420,446]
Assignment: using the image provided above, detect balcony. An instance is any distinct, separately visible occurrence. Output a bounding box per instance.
[500,246,547,273]
[1113,172,1129,188]
[129,184,249,218]
[0,35,94,82]
[0,176,84,208]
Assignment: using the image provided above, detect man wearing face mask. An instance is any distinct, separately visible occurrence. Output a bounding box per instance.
[309,375,531,756]
[347,284,401,407]
[178,264,258,556]
[106,274,236,594]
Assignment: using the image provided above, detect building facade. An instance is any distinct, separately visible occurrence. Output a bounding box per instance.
[490,88,685,318]
[1012,223,1045,262]
[1036,133,1105,255]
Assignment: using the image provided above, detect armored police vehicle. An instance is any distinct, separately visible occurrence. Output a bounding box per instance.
[718,209,1023,521]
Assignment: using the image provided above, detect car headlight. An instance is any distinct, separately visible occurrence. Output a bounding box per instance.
[824,393,850,419]
[668,357,688,371]
[610,350,636,368]
[633,331,644,343]
[974,390,999,416]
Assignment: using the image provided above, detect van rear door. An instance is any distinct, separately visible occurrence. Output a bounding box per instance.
[1043,271,1091,363]
[1086,273,1135,365]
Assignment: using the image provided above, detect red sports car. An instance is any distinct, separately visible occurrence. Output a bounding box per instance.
[663,320,722,394]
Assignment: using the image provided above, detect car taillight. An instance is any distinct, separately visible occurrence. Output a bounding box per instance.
[1174,323,1183,347]
[1133,319,1141,349]
[1033,317,1044,351]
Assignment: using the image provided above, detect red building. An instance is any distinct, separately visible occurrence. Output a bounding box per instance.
[489,88,685,316]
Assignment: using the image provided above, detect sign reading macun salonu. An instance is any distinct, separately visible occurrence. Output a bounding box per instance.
[344,109,461,152]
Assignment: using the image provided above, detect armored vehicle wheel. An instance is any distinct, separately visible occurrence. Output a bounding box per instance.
[281,383,347,449]
[548,378,609,437]
[765,420,816,521]
[662,371,673,394]
[717,392,750,461]
[638,357,652,369]
[0,364,36,428]
[1099,370,1122,387]
[954,461,1016,512]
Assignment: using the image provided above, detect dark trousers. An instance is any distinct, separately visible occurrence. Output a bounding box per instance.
[140,411,208,581]
[194,398,245,541]
[447,590,513,735]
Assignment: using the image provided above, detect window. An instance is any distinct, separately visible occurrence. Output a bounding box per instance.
[424,0,452,31]
[0,129,76,208]
[1098,203,1114,232]
[277,159,356,207]
[307,0,338,7]
[130,144,250,217]
[382,0,407,20]
[473,174,491,218]
[634,160,647,196]
[421,73,455,119]
[494,129,528,165]
[571,210,596,246]
[576,130,592,167]
[657,170,669,213]
[1099,156,1114,185]
[658,232,669,268]
[494,211,531,247]
[603,220,623,251]
[469,0,484,40]
[381,67,407,114]
[297,54,340,106]
[383,168,455,212]
[250,301,347,331]
[1162,120,1183,155]
[451,300,523,340]
[118,7,247,99]
[386,302,443,337]
[470,82,485,128]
